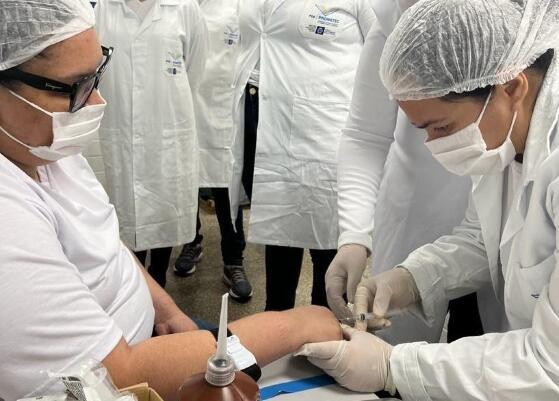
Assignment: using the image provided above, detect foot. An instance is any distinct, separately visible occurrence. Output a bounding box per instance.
[173,242,203,277]
[223,265,253,302]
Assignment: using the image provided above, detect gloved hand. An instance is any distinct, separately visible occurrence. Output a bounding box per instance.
[325,244,369,319]
[354,267,420,331]
[295,325,395,394]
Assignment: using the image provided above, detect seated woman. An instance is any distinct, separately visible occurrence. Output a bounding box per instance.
[298,0,559,400]
[0,2,341,400]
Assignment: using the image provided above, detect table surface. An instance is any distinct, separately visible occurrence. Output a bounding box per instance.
[259,356,380,401]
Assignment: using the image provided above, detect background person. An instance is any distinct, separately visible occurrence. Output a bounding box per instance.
[175,0,254,302]
[228,0,377,311]
[93,0,208,288]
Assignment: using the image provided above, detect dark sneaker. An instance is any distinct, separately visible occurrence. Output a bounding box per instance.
[223,265,253,302]
[174,242,203,277]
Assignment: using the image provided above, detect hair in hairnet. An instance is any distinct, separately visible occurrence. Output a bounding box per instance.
[379,0,559,101]
[0,0,95,71]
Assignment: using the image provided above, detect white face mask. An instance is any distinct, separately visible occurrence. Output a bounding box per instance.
[425,91,518,176]
[0,89,106,162]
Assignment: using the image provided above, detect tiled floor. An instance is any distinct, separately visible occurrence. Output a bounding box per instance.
[165,208,316,325]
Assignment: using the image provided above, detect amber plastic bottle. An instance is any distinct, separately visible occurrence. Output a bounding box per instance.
[179,294,260,401]
[179,357,260,401]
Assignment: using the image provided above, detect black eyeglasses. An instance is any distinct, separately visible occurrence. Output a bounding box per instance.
[0,46,113,113]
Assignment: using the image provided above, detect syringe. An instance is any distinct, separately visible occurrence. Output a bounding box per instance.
[338,311,397,327]
[338,313,378,325]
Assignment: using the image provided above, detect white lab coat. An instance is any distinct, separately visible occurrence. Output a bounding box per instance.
[197,0,241,187]
[337,0,503,344]
[390,58,559,401]
[94,0,208,251]
[229,0,377,249]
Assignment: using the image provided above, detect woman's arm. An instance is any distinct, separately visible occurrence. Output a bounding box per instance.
[103,306,342,401]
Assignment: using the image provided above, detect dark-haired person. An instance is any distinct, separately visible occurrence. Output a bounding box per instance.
[325,0,491,345]
[299,0,559,400]
[0,2,343,400]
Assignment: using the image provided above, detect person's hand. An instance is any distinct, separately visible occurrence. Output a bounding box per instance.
[295,325,395,394]
[325,244,368,319]
[354,267,420,331]
[155,310,198,335]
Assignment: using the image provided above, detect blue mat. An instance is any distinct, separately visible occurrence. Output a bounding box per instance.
[260,375,336,400]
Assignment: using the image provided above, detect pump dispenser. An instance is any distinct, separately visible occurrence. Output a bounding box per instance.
[179,294,260,401]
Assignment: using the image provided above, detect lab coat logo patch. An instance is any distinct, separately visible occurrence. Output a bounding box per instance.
[224,26,240,46]
[165,51,184,76]
[299,2,342,41]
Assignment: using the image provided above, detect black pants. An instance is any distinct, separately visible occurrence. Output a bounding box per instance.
[264,246,337,311]
[134,247,173,288]
[191,188,246,266]
[242,84,259,200]
[447,293,484,342]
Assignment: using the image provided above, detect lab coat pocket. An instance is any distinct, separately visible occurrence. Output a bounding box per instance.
[298,0,355,41]
[518,253,556,301]
[289,96,349,162]
[163,38,185,77]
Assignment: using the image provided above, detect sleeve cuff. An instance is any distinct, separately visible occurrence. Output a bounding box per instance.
[398,255,446,327]
[390,342,432,401]
[338,231,373,253]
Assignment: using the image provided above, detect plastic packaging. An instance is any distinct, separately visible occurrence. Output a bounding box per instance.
[46,359,129,401]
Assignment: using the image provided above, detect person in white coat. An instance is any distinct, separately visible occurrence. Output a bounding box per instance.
[174,0,254,302]
[94,0,208,288]
[297,0,559,399]
[229,0,377,310]
[325,0,491,344]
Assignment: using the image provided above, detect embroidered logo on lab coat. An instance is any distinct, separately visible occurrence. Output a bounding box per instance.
[165,51,184,75]
[299,2,343,41]
[223,25,240,46]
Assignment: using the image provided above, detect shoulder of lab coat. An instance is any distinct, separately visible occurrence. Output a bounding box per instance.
[391,151,559,401]
[354,0,378,39]
[178,0,209,91]
[336,18,398,252]
[184,0,209,89]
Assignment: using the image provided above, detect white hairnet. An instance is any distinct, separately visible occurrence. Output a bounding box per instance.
[0,0,95,71]
[379,0,559,101]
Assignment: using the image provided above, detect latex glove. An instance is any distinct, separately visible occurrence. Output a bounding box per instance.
[325,244,369,319]
[155,311,198,335]
[295,325,395,394]
[354,267,420,331]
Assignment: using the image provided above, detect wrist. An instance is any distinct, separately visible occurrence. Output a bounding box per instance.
[154,298,182,325]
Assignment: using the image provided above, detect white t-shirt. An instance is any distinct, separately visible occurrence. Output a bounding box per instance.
[0,154,154,401]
